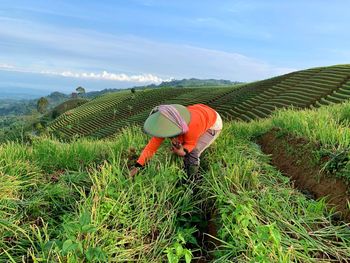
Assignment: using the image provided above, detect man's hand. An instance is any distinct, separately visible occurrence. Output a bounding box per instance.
[130,167,139,178]
[171,144,186,157]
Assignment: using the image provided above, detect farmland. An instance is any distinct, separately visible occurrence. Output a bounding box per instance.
[1,63,350,261]
[49,64,350,139]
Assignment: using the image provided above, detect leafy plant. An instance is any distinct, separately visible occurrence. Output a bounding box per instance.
[164,233,192,263]
[320,147,350,175]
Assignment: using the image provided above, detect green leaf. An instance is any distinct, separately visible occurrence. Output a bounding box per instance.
[43,240,57,251]
[178,233,185,244]
[77,242,84,254]
[79,211,91,226]
[270,227,281,246]
[86,248,94,262]
[174,242,183,256]
[184,249,192,263]
[64,222,80,235]
[62,239,77,254]
[81,225,97,233]
[86,247,106,262]
[166,251,179,263]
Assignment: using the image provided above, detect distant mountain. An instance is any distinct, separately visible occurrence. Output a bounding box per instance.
[158,78,241,87]
[0,91,69,116]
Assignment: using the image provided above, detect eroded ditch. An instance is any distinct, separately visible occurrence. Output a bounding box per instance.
[183,171,220,262]
[257,128,350,221]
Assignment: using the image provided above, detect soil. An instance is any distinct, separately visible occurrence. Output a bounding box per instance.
[126,147,139,168]
[193,209,220,263]
[49,169,65,182]
[257,129,350,221]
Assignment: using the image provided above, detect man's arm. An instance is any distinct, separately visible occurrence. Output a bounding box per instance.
[130,137,164,178]
[136,137,164,166]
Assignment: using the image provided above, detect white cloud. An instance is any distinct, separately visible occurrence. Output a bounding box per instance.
[0,63,15,69]
[0,63,170,83]
[40,70,171,83]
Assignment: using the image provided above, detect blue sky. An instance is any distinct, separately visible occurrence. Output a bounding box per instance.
[0,0,350,94]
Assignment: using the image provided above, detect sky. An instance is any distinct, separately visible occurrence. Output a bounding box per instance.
[0,0,350,95]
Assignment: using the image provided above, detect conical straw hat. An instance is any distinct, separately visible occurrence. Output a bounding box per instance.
[144,104,191,138]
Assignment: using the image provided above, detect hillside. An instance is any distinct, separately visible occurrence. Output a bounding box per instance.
[1,100,350,262]
[48,64,350,139]
[0,92,69,117]
[157,78,240,87]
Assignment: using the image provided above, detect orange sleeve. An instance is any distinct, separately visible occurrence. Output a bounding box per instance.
[137,137,165,166]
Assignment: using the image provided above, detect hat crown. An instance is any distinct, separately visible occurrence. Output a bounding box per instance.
[144,104,191,138]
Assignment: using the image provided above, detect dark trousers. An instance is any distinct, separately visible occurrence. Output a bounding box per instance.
[184,128,221,178]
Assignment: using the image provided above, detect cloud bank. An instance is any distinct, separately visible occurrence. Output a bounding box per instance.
[0,63,171,83]
[41,70,171,83]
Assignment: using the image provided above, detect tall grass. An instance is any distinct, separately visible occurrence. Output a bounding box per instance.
[1,102,350,262]
[272,101,350,179]
[272,102,350,147]
[203,122,350,262]
[0,127,198,262]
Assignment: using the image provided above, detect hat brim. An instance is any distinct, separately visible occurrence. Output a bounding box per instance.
[144,104,191,138]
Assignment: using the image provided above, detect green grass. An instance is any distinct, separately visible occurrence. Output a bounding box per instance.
[0,127,200,262]
[1,99,350,262]
[202,119,350,262]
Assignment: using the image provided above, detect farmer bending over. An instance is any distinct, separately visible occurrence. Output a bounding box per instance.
[130,104,223,179]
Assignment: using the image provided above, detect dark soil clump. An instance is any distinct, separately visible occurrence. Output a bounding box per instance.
[257,129,350,221]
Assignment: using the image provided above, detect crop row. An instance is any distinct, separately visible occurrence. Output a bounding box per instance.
[222,67,323,120]
[48,65,350,138]
[50,92,131,130]
[55,88,194,137]
[224,66,350,121]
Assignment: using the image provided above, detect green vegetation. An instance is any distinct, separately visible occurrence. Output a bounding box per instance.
[76,86,86,97]
[1,65,350,261]
[0,89,91,143]
[1,98,350,261]
[0,114,40,144]
[37,97,49,114]
[0,128,199,262]
[49,64,350,139]
[0,92,69,117]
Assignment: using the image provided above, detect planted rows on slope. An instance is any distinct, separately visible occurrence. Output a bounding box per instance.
[224,65,350,122]
[50,89,188,137]
[48,64,350,139]
[49,91,132,131]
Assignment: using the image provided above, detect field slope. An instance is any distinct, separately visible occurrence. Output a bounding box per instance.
[1,99,350,262]
[49,64,350,139]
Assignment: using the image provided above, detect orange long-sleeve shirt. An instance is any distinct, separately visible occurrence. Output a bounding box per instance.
[137,104,217,166]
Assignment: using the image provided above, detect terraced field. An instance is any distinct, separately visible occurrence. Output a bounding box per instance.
[49,64,350,138]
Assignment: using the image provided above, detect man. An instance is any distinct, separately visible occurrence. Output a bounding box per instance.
[130,104,223,179]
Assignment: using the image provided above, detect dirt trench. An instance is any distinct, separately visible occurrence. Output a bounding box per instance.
[192,207,219,262]
[182,173,220,262]
[257,129,350,221]
[126,148,219,262]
